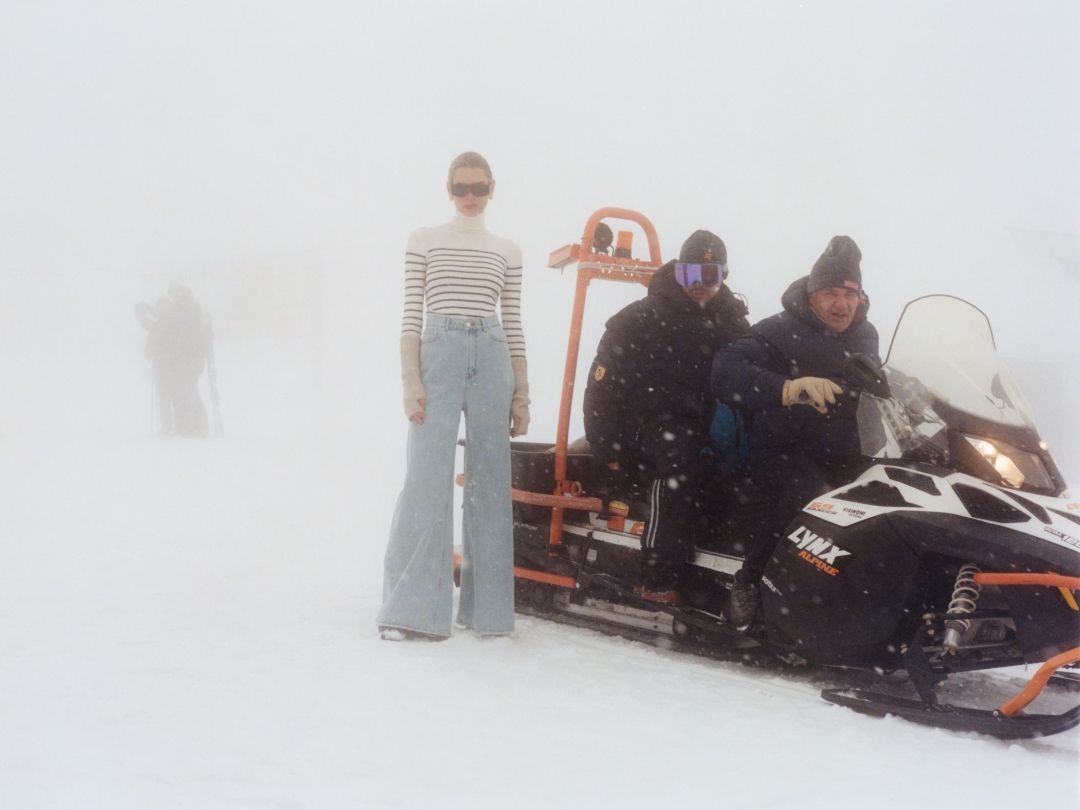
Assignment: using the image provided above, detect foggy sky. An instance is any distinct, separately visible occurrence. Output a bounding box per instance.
[1,1,1077,469]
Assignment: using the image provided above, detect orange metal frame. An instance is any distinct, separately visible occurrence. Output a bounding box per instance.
[453,552,579,591]
[455,473,603,512]
[453,208,660,587]
[970,571,1080,716]
[542,208,663,552]
[972,572,1080,590]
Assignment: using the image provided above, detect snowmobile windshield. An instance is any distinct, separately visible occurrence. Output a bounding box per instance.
[884,295,1036,430]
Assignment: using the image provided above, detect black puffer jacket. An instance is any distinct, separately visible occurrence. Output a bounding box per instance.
[584,261,751,466]
[711,276,880,458]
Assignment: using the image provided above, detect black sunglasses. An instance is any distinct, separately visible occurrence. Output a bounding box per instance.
[450,182,491,198]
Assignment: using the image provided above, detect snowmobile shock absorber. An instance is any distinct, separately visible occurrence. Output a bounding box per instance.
[943,563,981,654]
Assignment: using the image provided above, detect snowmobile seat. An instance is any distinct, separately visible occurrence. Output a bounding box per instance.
[564,435,591,454]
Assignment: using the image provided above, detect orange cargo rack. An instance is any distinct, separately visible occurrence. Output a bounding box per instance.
[540,208,663,552]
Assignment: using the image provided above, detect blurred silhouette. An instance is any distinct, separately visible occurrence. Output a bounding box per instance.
[135,285,220,438]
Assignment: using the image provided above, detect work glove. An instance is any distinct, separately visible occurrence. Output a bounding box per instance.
[401,334,425,423]
[782,377,842,415]
[510,356,530,437]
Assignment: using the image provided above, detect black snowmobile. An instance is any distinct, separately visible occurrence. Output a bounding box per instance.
[467,209,1080,738]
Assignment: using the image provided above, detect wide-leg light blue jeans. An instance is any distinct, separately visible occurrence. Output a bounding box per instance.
[378,314,516,638]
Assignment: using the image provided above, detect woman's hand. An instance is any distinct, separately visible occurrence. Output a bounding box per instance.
[409,399,426,425]
[401,334,425,423]
[510,357,530,437]
[510,406,528,437]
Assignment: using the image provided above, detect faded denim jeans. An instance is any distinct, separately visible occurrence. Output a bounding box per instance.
[378,314,515,637]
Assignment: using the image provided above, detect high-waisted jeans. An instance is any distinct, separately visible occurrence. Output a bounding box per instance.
[378,314,516,637]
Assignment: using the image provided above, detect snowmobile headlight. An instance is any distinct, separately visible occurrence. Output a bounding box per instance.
[963,434,1053,491]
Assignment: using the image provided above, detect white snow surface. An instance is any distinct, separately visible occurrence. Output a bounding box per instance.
[2,2,1079,807]
[1,394,1077,809]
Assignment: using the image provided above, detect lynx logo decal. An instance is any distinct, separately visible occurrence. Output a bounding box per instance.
[787,525,852,576]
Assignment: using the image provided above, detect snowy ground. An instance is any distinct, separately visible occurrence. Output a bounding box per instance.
[1,379,1077,810]
[2,2,1078,806]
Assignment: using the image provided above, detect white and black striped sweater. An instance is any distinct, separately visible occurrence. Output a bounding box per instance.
[400,214,525,358]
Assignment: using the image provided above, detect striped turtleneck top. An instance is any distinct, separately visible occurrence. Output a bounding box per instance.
[400,214,525,358]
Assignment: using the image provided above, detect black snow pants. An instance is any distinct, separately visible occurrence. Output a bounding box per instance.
[737,447,863,584]
[637,417,710,588]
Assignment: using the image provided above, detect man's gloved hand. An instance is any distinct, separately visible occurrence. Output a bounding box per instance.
[401,334,425,423]
[510,356,530,437]
[782,377,843,414]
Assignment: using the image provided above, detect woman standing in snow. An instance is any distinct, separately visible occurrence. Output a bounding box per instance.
[377,152,530,641]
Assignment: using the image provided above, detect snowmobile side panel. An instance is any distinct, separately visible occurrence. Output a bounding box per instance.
[884,508,1080,578]
[762,514,921,667]
[808,466,1080,562]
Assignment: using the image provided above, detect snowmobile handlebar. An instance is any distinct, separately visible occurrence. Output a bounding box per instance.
[844,352,890,398]
[790,355,889,409]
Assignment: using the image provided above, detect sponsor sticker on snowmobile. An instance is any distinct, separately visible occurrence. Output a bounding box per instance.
[1044,525,1080,550]
[760,575,782,595]
[787,525,852,576]
[801,495,891,527]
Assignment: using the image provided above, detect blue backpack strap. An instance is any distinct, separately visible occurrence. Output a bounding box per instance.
[707,402,749,476]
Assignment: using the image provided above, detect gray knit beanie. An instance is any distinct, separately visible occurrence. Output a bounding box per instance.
[808,236,862,293]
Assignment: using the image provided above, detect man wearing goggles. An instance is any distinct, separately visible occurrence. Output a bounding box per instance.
[584,230,751,604]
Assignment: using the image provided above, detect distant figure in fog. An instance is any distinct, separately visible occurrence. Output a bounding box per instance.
[135,285,214,438]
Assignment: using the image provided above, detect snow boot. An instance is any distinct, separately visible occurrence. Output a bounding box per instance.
[725,580,761,631]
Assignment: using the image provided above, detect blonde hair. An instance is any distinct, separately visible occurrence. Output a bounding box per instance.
[447,151,493,184]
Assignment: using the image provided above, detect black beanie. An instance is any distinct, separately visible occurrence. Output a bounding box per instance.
[808,235,862,293]
[679,230,727,264]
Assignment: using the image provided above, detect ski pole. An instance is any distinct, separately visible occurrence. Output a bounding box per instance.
[207,338,224,438]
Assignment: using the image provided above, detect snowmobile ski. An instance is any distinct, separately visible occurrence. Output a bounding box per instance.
[821,688,1080,739]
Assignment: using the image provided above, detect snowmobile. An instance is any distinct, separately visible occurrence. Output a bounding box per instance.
[460,208,1080,738]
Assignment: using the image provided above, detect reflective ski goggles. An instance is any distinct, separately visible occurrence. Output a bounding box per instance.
[674,262,727,288]
[450,182,492,198]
